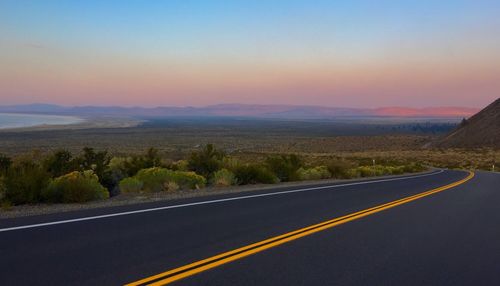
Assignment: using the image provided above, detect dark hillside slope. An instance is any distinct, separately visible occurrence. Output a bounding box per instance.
[436,98,500,148]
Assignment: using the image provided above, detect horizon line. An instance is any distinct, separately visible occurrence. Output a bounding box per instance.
[0,102,482,110]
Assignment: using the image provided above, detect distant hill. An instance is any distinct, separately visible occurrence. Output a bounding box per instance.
[372,107,477,117]
[0,103,478,119]
[435,98,500,149]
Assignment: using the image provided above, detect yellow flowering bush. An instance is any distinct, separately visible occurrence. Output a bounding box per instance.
[43,170,109,203]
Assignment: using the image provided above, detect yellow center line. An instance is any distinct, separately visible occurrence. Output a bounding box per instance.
[126,171,474,286]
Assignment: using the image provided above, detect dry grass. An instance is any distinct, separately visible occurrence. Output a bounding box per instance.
[0,118,496,171]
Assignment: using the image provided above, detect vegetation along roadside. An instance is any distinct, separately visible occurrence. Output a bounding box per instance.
[0,144,427,210]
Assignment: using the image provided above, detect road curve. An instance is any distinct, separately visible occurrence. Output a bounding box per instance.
[1,169,497,285]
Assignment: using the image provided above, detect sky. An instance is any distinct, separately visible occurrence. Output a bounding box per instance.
[1,0,499,108]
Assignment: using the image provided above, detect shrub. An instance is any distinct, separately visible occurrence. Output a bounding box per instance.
[327,159,355,179]
[402,163,425,173]
[171,160,189,171]
[167,171,206,189]
[188,144,225,178]
[134,167,206,192]
[135,167,172,192]
[165,181,179,192]
[222,157,241,170]
[122,156,146,177]
[356,165,387,177]
[74,147,110,184]
[297,166,331,181]
[0,153,12,176]
[212,168,237,187]
[345,168,360,179]
[0,177,6,202]
[233,164,278,185]
[143,147,163,167]
[43,150,76,177]
[1,200,12,211]
[347,162,426,178]
[104,157,133,195]
[119,177,144,193]
[266,154,303,182]
[42,170,109,203]
[387,166,405,175]
[108,157,129,175]
[4,159,51,205]
[119,148,164,177]
[354,164,423,177]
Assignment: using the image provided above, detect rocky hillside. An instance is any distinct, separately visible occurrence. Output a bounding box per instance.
[436,98,500,148]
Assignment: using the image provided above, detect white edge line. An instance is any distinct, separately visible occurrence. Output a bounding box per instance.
[0,170,445,233]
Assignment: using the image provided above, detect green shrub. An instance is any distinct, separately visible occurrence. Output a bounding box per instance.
[1,200,12,211]
[118,148,164,177]
[104,156,133,195]
[0,177,6,202]
[188,144,225,178]
[4,159,51,205]
[402,163,425,173]
[135,167,172,192]
[165,181,180,192]
[43,150,76,177]
[171,160,189,171]
[42,170,109,203]
[143,147,163,167]
[356,165,389,177]
[108,157,129,175]
[345,168,360,179]
[297,166,331,181]
[119,177,144,193]
[212,168,237,187]
[353,164,423,178]
[387,166,405,175]
[134,167,206,192]
[0,153,12,176]
[222,157,241,170]
[266,154,303,182]
[327,160,355,179]
[75,147,110,180]
[67,147,113,193]
[167,171,206,189]
[234,164,278,185]
[122,156,146,177]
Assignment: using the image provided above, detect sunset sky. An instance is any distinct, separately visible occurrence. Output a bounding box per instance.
[1,1,499,108]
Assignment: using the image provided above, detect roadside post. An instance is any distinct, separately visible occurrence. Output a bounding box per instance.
[373,159,376,177]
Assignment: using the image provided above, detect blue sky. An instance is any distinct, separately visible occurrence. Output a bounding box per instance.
[1,1,499,107]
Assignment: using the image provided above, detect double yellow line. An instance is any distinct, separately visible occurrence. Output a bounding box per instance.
[126,171,474,286]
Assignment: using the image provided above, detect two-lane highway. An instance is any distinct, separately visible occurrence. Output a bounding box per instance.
[1,169,497,285]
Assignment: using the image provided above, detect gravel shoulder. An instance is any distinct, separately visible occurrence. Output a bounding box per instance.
[0,170,436,219]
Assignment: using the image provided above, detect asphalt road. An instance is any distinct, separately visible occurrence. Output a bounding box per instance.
[0,169,498,285]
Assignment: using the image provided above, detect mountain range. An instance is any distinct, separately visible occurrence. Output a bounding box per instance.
[0,104,478,119]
